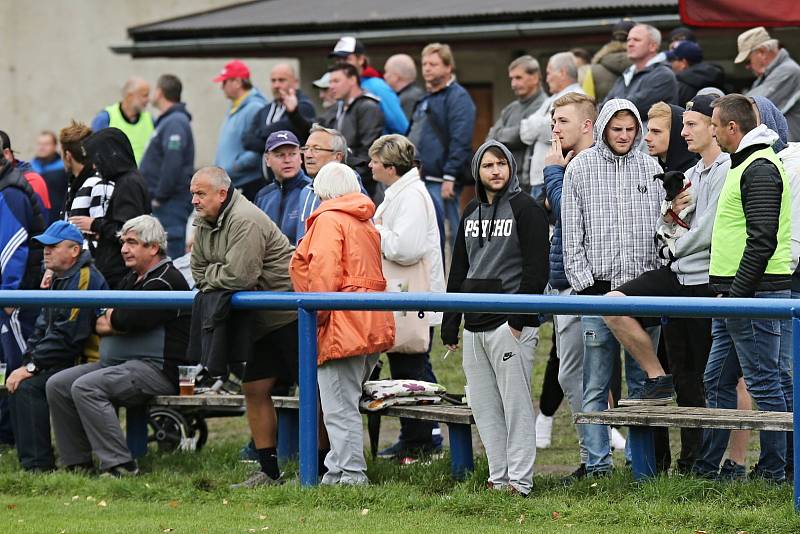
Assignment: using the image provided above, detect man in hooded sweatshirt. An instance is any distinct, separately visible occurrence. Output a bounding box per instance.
[441,140,549,496]
[692,94,792,482]
[69,128,151,289]
[603,97,727,473]
[562,98,664,477]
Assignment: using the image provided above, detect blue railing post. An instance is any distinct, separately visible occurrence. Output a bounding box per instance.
[297,306,319,486]
[793,313,800,511]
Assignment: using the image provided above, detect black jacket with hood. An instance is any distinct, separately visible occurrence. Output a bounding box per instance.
[83,127,151,288]
[676,62,725,108]
[441,141,550,345]
[661,104,699,173]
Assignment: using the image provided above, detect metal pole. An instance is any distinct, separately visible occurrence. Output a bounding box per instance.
[297,307,319,486]
[793,315,800,511]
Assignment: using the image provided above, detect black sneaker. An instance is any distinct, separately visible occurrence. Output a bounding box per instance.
[100,460,139,478]
[561,464,587,485]
[618,375,674,406]
[718,459,746,481]
[749,463,786,484]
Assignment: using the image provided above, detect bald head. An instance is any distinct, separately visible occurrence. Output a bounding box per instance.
[384,54,418,92]
[270,62,298,100]
[121,76,150,116]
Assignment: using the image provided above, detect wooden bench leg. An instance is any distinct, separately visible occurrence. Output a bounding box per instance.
[447,423,474,479]
[628,426,656,480]
[277,407,299,463]
[126,405,149,459]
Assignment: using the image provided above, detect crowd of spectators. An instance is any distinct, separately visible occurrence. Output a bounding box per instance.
[1,21,799,491]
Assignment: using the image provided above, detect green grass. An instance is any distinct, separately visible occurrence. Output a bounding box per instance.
[0,324,797,533]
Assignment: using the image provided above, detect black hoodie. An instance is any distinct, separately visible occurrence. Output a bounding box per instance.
[441,140,549,345]
[676,62,725,108]
[661,104,699,173]
[83,127,151,288]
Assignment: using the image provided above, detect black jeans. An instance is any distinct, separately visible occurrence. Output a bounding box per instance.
[663,316,712,472]
[9,367,65,471]
[386,351,439,449]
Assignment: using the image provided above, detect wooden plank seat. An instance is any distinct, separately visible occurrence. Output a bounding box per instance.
[127,395,476,478]
[574,406,793,479]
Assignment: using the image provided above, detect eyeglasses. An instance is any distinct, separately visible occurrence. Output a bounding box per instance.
[300,145,336,154]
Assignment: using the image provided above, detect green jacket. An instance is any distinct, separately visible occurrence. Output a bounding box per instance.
[191,188,296,332]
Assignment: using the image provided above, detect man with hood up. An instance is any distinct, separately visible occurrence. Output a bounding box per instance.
[69,128,150,289]
[562,98,664,477]
[692,94,793,482]
[441,140,549,497]
[603,97,727,474]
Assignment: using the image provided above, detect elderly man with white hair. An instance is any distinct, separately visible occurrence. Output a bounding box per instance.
[520,52,584,200]
[384,54,426,121]
[602,24,678,119]
[291,162,395,485]
[46,215,191,476]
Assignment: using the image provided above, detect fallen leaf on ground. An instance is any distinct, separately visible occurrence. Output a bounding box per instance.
[590,482,598,488]
[97,500,107,508]
[71,496,80,501]
[261,527,270,531]
[168,500,179,509]
[7,504,16,510]
[695,531,707,534]
[517,514,525,524]
[361,508,369,516]
[162,529,174,533]
[86,496,95,502]
[222,499,229,505]
[258,515,267,520]
[552,512,561,520]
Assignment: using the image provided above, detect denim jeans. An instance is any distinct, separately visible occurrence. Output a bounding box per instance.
[694,290,789,479]
[153,196,193,259]
[425,181,462,252]
[581,315,657,474]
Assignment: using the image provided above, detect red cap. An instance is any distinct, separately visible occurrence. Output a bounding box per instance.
[212,60,251,83]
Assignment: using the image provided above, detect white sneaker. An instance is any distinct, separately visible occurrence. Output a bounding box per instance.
[610,427,626,452]
[535,413,553,448]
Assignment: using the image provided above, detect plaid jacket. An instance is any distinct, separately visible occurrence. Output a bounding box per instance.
[561,99,664,292]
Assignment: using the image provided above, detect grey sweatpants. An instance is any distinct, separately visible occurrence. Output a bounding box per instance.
[46,360,174,470]
[318,354,379,485]
[553,288,588,464]
[463,323,538,494]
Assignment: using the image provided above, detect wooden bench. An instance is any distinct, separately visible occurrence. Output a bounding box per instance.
[126,395,476,479]
[574,406,793,480]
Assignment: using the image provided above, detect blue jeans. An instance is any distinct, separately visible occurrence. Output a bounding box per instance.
[694,290,789,479]
[581,315,656,474]
[153,196,193,259]
[425,182,462,252]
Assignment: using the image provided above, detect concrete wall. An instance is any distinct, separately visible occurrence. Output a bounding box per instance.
[0,0,290,167]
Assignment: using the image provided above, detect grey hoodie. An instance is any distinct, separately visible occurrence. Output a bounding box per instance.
[441,140,550,345]
[562,99,665,293]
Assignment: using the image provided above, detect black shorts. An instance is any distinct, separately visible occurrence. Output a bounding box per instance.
[243,320,299,384]
[614,266,715,326]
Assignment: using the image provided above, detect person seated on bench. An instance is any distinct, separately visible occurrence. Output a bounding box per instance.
[5,221,108,472]
[46,215,190,476]
[291,162,395,485]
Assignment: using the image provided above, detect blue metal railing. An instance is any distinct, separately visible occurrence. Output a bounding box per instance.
[1,290,798,509]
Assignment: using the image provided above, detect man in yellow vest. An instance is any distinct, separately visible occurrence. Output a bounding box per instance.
[90,77,154,165]
[692,94,793,482]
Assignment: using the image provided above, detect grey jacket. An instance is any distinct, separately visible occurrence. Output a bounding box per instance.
[668,152,730,285]
[562,98,665,293]
[486,90,546,183]
[747,49,800,142]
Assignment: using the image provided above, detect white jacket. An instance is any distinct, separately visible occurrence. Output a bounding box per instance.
[374,168,446,325]
[778,142,800,271]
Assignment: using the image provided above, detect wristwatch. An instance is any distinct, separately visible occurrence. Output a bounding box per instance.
[25,362,38,375]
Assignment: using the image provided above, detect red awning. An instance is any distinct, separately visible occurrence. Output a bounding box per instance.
[680,0,800,27]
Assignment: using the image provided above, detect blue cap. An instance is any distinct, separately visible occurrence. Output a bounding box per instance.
[667,41,703,64]
[33,220,84,245]
[265,130,300,152]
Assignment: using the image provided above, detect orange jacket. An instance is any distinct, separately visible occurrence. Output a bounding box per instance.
[290,192,395,365]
